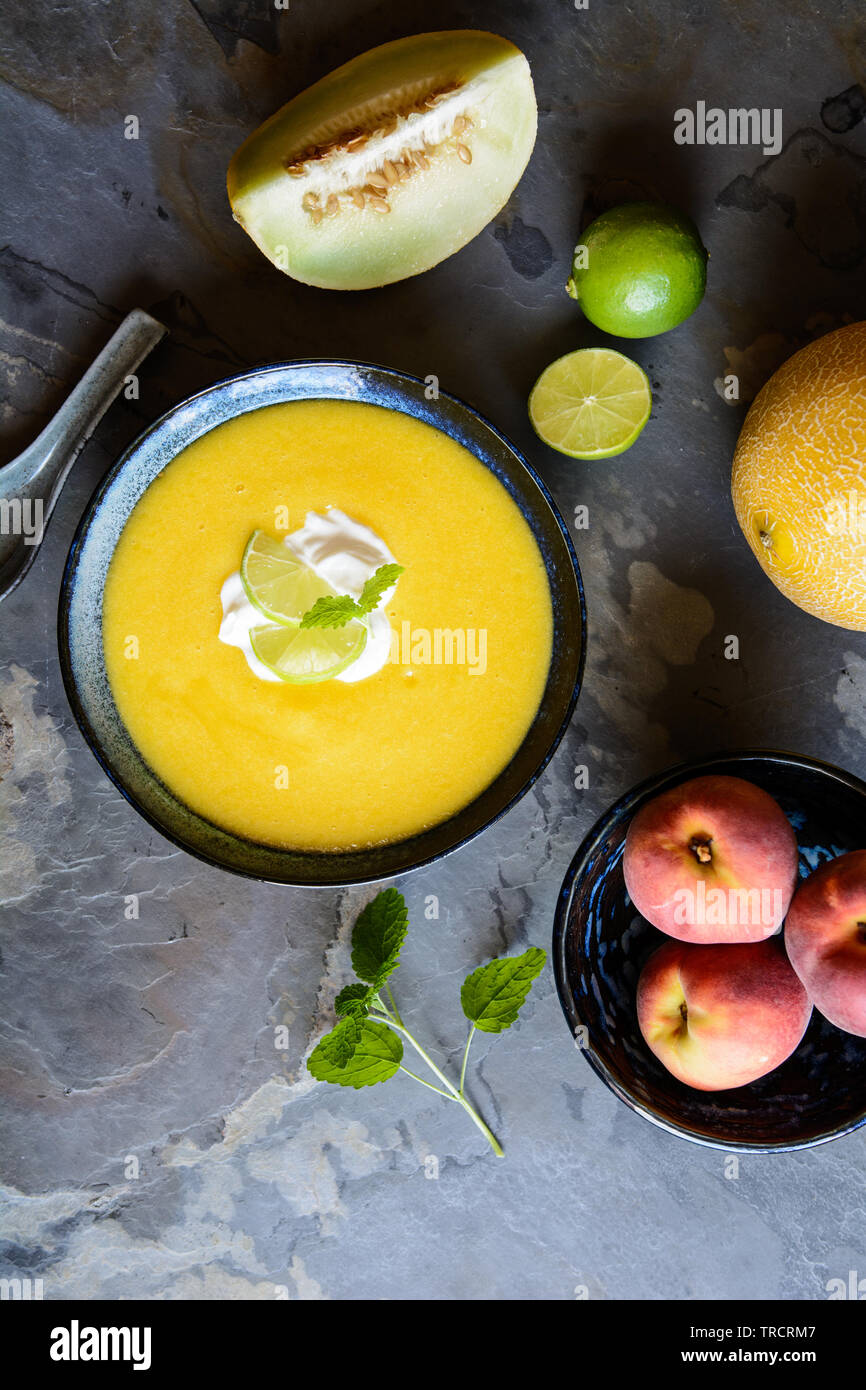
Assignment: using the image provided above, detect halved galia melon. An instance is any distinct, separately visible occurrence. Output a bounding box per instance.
[227,30,537,290]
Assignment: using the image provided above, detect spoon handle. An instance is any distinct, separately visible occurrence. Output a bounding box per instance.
[8,309,167,502]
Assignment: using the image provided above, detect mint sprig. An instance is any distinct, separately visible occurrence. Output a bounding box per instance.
[306,889,547,1157]
[299,563,404,630]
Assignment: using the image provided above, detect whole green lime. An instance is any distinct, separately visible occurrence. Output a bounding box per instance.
[566,202,708,338]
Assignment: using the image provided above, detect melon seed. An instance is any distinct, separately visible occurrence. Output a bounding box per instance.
[303,123,472,224]
[279,81,464,184]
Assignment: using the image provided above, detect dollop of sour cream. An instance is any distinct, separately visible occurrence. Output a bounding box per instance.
[218,508,398,684]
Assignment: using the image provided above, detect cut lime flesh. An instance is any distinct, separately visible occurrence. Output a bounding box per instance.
[241,530,336,624]
[529,348,652,460]
[250,620,367,684]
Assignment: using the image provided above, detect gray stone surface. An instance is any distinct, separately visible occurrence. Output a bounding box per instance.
[1,0,865,1300]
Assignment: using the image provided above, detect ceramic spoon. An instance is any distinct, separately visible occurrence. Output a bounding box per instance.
[0,308,166,603]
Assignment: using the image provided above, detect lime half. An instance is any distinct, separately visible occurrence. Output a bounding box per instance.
[251,620,367,684]
[528,348,652,460]
[241,530,335,624]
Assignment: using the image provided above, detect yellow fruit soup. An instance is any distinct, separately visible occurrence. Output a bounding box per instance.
[103,399,553,850]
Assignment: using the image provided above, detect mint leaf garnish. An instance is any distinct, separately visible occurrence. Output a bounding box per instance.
[460,947,547,1034]
[307,1018,403,1088]
[299,563,404,630]
[299,595,360,629]
[335,983,372,1019]
[351,887,409,987]
[358,563,403,612]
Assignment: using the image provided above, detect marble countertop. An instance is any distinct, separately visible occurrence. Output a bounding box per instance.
[1,0,865,1300]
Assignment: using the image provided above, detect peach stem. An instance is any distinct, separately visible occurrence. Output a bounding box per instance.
[689,835,713,865]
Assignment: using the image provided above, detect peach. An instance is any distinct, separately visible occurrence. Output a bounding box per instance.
[785,850,866,1037]
[637,938,812,1091]
[623,775,798,943]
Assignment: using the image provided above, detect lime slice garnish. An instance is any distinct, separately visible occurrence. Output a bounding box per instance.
[528,348,652,460]
[241,530,336,624]
[250,620,367,684]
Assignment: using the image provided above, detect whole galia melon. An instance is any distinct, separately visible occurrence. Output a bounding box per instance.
[731,321,866,631]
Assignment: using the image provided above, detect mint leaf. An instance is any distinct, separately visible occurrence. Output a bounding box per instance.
[328,1016,362,1068]
[460,947,547,1034]
[307,1018,403,1088]
[335,983,372,1019]
[351,887,409,987]
[299,564,404,630]
[358,564,404,614]
[299,595,361,630]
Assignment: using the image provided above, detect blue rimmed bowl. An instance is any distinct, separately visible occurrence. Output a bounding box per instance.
[59,359,585,887]
[553,750,866,1152]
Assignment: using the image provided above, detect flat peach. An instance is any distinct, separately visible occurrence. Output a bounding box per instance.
[637,937,812,1091]
[785,849,866,1037]
[624,775,798,944]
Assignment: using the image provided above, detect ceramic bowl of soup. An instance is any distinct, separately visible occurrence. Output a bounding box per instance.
[59,360,585,886]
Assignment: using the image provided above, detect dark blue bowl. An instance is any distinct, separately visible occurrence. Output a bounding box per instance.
[59,359,585,887]
[553,750,866,1151]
